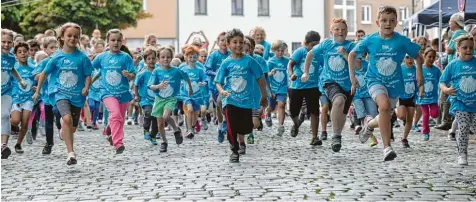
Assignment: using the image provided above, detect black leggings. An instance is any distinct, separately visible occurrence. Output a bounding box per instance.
[44,104,62,146]
[142,106,158,137]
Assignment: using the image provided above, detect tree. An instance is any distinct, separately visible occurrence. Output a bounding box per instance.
[1,0,24,33]
[17,0,151,37]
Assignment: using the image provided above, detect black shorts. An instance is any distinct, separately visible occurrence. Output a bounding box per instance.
[224,105,253,135]
[324,82,353,114]
[289,87,320,118]
[398,97,416,107]
[56,99,81,127]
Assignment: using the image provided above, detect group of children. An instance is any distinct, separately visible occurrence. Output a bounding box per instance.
[1,6,476,165]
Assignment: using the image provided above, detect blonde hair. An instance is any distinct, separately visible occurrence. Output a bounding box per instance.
[106,29,123,42]
[34,51,48,63]
[42,36,58,49]
[271,40,287,51]
[58,22,82,48]
[455,34,474,47]
[1,29,14,39]
[251,26,267,41]
[143,34,157,48]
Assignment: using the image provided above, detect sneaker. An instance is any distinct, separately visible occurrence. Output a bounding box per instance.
[359,126,373,143]
[230,152,239,163]
[26,131,33,144]
[102,128,108,136]
[217,127,225,143]
[401,139,410,148]
[98,119,103,124]
[66,152,77,165]
[458,153,468,165]
[138,115,144,127]
[448,132,456,141]
[310,136,322,146]
[116,145,125,154]
[156,132,161,139]
[238,143,246,154]
[257,119,263,131]
[126,118,133,125]
[107,135,113,146]
[331,135,342,152]
[206,113,212,123]
[412,124,421,132]
[201,120,208,131]
[185,131,194,139]
[423,134,430,141]
[87,125,93,130]
[134,120,139,125]
[272,113,277,118]
[42,145,52,154]
[394,121,400,128]
[77,122,85,131]
[178,118,184,126]
[277,125,285,137]
[1,146,11,159]
[144,131,151,140]
[429,119,437,127]
[14,144,23,154]
[369,135,378,147]
[92,123,99,130]
[150,137,157,145]
[195,121,201,133]
[247,134,255,144]
[290,124,299,137]
[320,131,328,140]
[159,142,168,152]
[174,129,184,144]
[350,123,355,129]
[39,125,46,136]
[355,125,363,135]
[383,146,397,161]
[265,117,272,127]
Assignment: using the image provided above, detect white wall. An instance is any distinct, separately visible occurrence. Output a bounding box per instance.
[125,38,177,51]
[178,0,325,53]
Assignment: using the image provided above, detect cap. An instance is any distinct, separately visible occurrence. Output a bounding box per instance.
[450,12,464,28]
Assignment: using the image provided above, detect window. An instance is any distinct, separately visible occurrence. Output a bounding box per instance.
[195,0,207,15]
[292,42,301,52]
[291,0,303,17]
[361,5,371,24]
[143,0,147,11]
[232,0,244,16]
[334,0,356,34]
[258,0,269,16]
[399,7,409,24]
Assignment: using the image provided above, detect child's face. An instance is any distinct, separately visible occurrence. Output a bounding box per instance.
[424,51,436,64]
[108,33,123,53]
[159,50,173,66]
[145,54,157,67]
[95,44,105,53]
[404,56,415,67]
[186,53,198,64]
[148,37,157,46]
[45,43,58,56]
[418,38,427,51]
[1,34,13,55]
[227,36,244,55]
[457,40,475,61]
[331,22,348,42]
[62,27,80,49]
[274,48,285,58]
[81,36,89,45]
[15,47,28,63]
[377,12,398,36]
[218,35,227,50]
[243,44,251,55]
[198,51,207,63]
[253,30,265,44]
[29,46,39,58]
[93,30,101,38]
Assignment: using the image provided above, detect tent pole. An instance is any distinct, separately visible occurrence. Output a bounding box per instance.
[438,0,442,56]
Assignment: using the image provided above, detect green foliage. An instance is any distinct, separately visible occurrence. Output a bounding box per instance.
[1,0,150,37]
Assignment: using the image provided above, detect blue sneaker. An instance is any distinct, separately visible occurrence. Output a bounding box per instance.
[247,133,255,144]
[150,137,158,145]
[156,132,161,139]
[220,121,228,134]
[412,124,421,132]
[144,131,151,140]
[217,127,224,143]
[423,134,430,141]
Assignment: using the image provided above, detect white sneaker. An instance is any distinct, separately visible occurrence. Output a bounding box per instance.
[39,125,46,136]
[458,153,468,165]
[26,130,33,144]
[383,146,397,161]
[201,120,208,130]
[126,118,133,125]
[277,125,285,137]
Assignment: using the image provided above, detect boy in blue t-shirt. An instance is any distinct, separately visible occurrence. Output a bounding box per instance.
[349,6,424,161]
[214,29,268,163]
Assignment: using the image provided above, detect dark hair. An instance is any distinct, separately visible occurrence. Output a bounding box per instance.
[245,36,256,50]
[431,38,439,46]
[143,47,157,60]
[377,6,398,19]
[225,28,244,43]
[174,53,184,62]
[27,39,41,49]
[356,29,366,35]
[120,45,133,58]
[80,34,89,41]
[14,41,29,54]
[304,31,321,44]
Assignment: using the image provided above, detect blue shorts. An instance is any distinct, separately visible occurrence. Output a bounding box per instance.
[268,94,287,109]
[210,89,219,104]
[185,98,202,112]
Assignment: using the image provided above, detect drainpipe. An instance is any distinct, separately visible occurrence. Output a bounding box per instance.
[176,0,180,53]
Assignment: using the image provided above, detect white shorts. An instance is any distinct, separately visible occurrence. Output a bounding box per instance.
[368,84,398,109]
[11,101,34,112]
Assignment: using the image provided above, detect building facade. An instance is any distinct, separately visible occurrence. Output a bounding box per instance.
[178,0,325,53]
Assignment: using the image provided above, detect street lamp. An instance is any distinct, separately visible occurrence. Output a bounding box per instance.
[90,0,107,29]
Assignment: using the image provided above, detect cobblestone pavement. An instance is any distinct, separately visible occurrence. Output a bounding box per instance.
[2,118,476,201]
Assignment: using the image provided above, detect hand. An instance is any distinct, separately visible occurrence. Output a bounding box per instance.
[20,80,27,89]
[260,97,268,108]
[301,73,309,82]
[444,87,456,96]
[269,69,277,76]
[221,91,230,97]
[122,70,130,77]
[134,96,140,102]
[350,78,359,96]
[32,92,39,103]
[158,81,168,89]
[81,87,89,96]
[338,47,346,55]
[290,74,297,81]
[416,75,424,88]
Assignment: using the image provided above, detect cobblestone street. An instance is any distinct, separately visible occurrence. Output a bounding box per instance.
[2,119,476,201]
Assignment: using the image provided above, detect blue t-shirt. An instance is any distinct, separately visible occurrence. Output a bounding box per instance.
[205,49,231,92]
[1,53,17,96]
[439,57,476,115]
[400,64,417,100]
[416,65,441,105]
[12,63,35,104]
[252,55,268,109]
[354,59,370,99]
[148,66,189,99]
[137,59,145,72]
[92,51,137,103]
[32,58,52,105]
[268,56,290,95]
[352,32,421,98]
[134,68,155,107]
[181,64,207,101]
[290,46,320,89]
[43,49,92,108]
[261,40,274,60]
[88,69,102,102]
[313,39,355,91]
[27,57,36,67]
[214,54,263,109]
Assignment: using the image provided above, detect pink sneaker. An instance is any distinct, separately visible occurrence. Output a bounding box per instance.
[195,120,201,133]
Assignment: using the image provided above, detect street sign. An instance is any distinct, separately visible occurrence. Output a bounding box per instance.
[458,0,466,12]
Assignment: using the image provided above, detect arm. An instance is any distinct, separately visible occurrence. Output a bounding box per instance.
[32,72,45,102]
[348,51,358,95]
[338,47,349,61]
[11,68,24,84]
[205,54,216,77]
[184,32,194,45]
[303,51,314,75]
[415,53,424,87]
[287,60,296,78]
[257,77,268,107]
